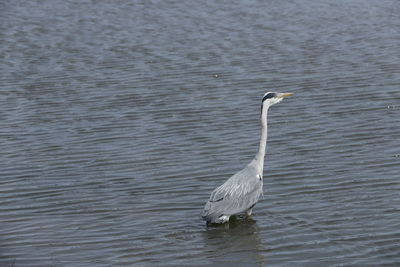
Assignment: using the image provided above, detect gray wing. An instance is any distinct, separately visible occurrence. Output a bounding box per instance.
[202,166,263,222]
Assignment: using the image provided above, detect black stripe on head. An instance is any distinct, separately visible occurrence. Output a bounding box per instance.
[262,92,276,102]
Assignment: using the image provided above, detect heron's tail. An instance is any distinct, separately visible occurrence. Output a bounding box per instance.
[202,202,229,224]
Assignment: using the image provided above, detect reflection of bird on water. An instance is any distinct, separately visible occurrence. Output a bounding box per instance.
[203,214,266,265]
[202,92,293,224]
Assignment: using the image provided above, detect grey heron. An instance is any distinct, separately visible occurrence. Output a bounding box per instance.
[202,92,293,224]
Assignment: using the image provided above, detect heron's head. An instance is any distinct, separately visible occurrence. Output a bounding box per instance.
[262,92,294,107]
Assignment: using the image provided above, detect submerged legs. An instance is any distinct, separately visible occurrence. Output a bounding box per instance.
[246,208,253,216]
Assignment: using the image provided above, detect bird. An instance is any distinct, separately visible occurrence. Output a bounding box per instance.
[202,92,293,224]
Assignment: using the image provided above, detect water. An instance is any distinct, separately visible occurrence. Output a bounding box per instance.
[1,0,400,266]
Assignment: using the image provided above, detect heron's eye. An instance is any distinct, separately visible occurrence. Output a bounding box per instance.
[262,93,276,102]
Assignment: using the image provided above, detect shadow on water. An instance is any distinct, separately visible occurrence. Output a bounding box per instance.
[202,217,266,266]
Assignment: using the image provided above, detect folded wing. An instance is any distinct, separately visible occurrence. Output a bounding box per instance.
[202,166,263,222]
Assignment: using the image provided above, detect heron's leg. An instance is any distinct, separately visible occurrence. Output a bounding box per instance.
[219,215,230,223]
[246,208,253,216]
[246,203,256,216]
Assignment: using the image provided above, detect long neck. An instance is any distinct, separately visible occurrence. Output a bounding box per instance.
[254,104,269,172]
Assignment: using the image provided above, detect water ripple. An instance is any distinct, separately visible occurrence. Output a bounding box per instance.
[1,0,400,266]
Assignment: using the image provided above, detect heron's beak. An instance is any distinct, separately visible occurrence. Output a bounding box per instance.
[278,92,294,98]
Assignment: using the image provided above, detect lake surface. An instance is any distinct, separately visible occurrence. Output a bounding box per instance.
[1,0,400,266]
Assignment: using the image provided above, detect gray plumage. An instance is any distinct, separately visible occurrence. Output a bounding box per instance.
[202,92,293,224]
[202,161,263,224]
